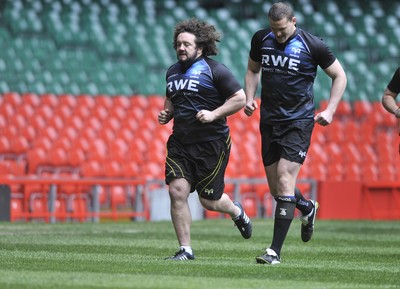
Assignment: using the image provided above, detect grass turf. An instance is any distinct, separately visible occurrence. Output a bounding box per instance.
[0,219,399,289]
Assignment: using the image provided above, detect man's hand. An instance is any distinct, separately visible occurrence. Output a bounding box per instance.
[158,109,172,124]
[196,110,216,123]
[244,100,258,116]
[314,110,333,126]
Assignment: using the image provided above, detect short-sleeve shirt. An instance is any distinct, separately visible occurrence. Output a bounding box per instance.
[249,28,336,124]
[166,56,242,144]
[387,67,400,94]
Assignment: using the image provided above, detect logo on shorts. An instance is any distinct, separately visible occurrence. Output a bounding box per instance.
[205,188,214,195]
[298,151,307,158]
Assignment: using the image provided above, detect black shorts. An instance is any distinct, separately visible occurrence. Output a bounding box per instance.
[260,119,314,166]
[165,134,231,200]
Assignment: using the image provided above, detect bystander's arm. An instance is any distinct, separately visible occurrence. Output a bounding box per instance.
[382,88,400,118]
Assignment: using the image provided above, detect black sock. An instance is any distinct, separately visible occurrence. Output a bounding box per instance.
[294,187,312,215]
[270,197,296,257]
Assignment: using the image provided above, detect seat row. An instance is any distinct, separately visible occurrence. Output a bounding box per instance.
[0,93,398,182]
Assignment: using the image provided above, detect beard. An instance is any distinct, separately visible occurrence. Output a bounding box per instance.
[177,49,199,68]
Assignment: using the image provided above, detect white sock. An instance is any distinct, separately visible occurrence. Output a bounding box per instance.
[233,204,241,219]
[180,246,193,255]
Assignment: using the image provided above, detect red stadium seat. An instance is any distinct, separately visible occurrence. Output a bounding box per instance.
[11,136,30,154]
[72,137,91,153]
[92,105,108,121]
[359,143,378,166]
[76,94,96,110]
[59,93,77,108]
[343,120,360,144]
[31,114,47,132]
[36,104,54,120]
[17,103,35,119]
[33,136,53,151]
[326,163,343,181]
[242,194,258,218]
[53,136,72,151]
[65,115,84,131]
[41,126,59,141]
[361,165,379,182]
[342,143,362,165]
[110,185,127,206]
[0,102,15,119]
[30,193,49,221]
[378,163,396,181]
[353,100,372,118]
[54,104,73,121]
[95,94,113,109]
[0,136,11,154]
[147,95,164,110]
[68,148,86,167]
[2,124,18,139]
[80,128,97,143]
[11,197,25,221]
[54,196,68,222]
[98,127,116,143]
[40,93,59,108]
[343,163,361,181]
[104,116,121,132]
[70,194,90,222]
[116,127,134,143]
[325,120,345,144]
[26,148,49,173]
[19,125,37,142]
[85,116,102,131]
[308,163,327,181]
[142,161,164,180]
[22,92,40,108]
[0,114,6,128]
[131,94,148,110]
[109,106,127,120]
[121,161,140,178]
[59,126,79,142]
[80,160,103,177]
[335,100,352,117]
[103,160,122,177]
[326,143,343,164]
[113,95,131,109]
[48,147,69,166]
[3,92,22,107]
[73,105,91,120]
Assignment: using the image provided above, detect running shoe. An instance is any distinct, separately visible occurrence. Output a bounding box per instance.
[164,249,195,261]
[300,200,319,242]
[256,248,281,265]
[232,201,252,239]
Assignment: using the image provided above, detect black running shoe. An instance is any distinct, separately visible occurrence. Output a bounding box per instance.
[256,248,281,265]
[232,202,252,239]
[164,249,195,261]
[300,200,319,242]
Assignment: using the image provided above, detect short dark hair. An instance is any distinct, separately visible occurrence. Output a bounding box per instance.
[268,2,294,22]
[173,18,221,56]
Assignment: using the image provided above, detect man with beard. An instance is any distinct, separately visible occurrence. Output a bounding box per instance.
[158,18,252,261]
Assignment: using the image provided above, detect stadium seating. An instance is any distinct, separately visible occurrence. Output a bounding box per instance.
[0,0,399,101]
[0,92,397,182]
[0,0,399,221]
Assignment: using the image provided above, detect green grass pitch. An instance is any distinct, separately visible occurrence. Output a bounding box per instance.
[0,219,399,289]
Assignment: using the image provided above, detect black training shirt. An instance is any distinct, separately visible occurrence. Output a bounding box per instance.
[387,67,400,94]
[249,28,336,124]
[166,56,242,144]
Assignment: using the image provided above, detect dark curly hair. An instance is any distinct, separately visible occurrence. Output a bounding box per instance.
[173,18,221,56]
